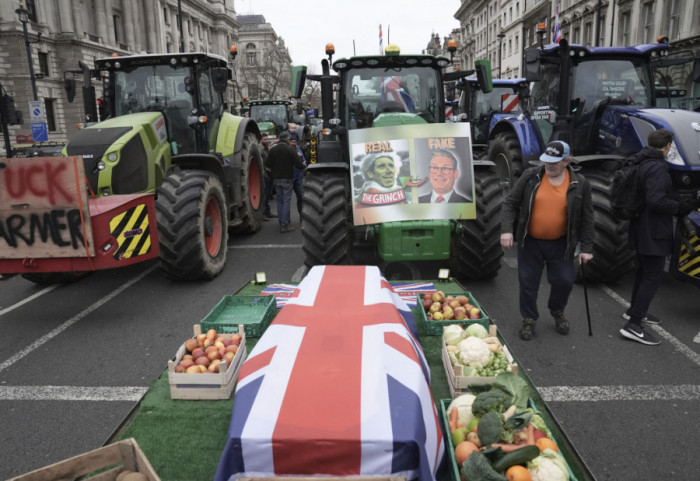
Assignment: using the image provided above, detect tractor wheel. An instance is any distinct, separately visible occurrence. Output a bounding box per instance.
[301,169,353,267]
[156,170,229,281]
[576,170,636,283]
[21,272,90,285]
[488,131,523,191]
[229,132,264,234]
[450,168,504,280]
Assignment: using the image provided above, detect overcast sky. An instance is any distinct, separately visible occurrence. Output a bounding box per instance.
[240,1,461,71]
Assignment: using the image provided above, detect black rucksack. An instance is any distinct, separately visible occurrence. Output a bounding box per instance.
[611,159,647,220]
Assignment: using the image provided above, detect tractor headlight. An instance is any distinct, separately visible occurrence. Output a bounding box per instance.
[107,152,118,162]
[96,160,106,171]
[666,141,684,166]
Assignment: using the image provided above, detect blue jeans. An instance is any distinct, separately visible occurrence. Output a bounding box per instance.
[517,236,574,320]
[293,177,303,215]
[273,178,293,228]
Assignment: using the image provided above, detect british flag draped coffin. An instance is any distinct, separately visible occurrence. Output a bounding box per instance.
[215,265,445,481]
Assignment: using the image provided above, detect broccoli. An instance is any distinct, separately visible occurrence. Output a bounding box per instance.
[461,451,507,481]
[475,411,503,445]
[471,389,512,417]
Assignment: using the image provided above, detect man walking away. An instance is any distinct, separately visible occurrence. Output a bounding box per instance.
[621,129,698,346]
[260,133,275,221]
[500,140,595,340]
[266,131,306,233]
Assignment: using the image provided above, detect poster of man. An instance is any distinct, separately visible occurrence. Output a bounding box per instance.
[347,123,474,226]
[416,137,473,204]
[352,139,409,208]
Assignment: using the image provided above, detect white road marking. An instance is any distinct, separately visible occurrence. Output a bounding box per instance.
[0,285,59,317]
[694,332,700,344]
[0,385,148,402]
[0,265,156,374]
[292,265,307,283]
[540,384,700,402]
[229,244,302,249]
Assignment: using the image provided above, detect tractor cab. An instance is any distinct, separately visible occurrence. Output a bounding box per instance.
[248,100,292,139]
[68,52,231,156]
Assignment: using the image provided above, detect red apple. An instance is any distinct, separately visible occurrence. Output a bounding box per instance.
[204,345,218,355]
[206,329,217,340]
[208,360,221,373]
[179,359,195,370]
[229,333,242,345]
[174,364,186,373]
[223,351,236,363]
[192,349,206,360]
[185,365,202,374]
[195,356,210,367]
[182,354,194,362]
[207,350,222,361]
[422,297,433,310]
[196,334,207,345]
[225,345,238,354]
[429,302,441,313]
[184,338,198,352]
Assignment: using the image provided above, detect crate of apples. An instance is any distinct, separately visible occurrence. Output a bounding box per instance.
[167,324,246,400]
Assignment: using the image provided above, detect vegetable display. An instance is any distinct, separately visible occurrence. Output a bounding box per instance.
[445,372,571,481]
[444,325,512,378]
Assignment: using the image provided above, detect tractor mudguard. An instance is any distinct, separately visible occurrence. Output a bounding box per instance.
[490,115,542,160]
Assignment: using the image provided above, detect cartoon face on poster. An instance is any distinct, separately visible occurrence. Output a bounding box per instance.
[349,123,474,226]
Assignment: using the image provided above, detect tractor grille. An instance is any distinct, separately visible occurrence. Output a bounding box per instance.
[112,135,149,194]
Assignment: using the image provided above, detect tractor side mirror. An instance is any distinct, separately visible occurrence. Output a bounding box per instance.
[65,77,76,103]
[212,68,229,93]
[291,66,307,99]
[524,48,540,82]
[693,50,700,83]
[475,59,493,93]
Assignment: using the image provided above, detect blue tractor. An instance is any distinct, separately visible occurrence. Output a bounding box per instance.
[487,39,700,284]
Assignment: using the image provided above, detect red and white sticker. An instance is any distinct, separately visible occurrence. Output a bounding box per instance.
[501,94,519,112]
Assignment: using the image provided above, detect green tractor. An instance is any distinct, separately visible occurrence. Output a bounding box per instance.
[61,50,263,281]
[247,99,293,140]
[292,44,503,279]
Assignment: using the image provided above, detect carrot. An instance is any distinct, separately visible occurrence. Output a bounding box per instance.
[490,442,525,452]
[449,407,459,432]
[526,423,535,445]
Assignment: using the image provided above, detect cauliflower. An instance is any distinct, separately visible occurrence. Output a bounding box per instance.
[528,449,570,481]
[447,393,477,427]
[457,336,491,368]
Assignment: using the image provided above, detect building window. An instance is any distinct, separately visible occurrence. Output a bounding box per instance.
[515,35,519,53]
[573,26,580,44]
[246,43,257,66]
[38,52,49,77]
[247,84,257,98]
[516,2,520,16]
[667,0,681,40]
[642,2,654,44]
[508,39,512,55]
[509,7,512,22]
[584,22,592,46]
[45,99,56,132]
[620,11,631,45]
[164,8,169,25]
[113,15,122,43]
[25,0,38,22]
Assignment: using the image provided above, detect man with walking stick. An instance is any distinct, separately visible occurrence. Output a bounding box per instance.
[500,140,595,341]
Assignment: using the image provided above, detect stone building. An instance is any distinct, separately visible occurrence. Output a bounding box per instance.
[234,14,292,102]
[0,0,287,156]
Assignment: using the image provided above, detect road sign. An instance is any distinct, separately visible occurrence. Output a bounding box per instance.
[28,100,48,142]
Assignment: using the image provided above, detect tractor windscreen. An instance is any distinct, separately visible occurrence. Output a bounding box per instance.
[113,65,194,118]
[342,66,439,129]
[249,105,289,130]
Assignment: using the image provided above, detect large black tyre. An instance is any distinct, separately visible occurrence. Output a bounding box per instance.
[488,131,523,191]
[577,170,636,283]
[450,168,504,279]
[156,170,229,281]
[229,132,264,234]
[301,169,353,267]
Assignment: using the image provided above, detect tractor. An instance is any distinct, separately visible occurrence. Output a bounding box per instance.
[2,50,264,283]
[486,38,700,285]
[291,44,504,280]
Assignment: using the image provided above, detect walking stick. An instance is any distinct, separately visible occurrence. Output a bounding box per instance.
[581,262,593,336]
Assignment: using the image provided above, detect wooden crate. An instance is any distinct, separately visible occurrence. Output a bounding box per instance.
[441,324,518,398]
[238,478,407,481]
[167,324,247,400]
[8,438,160,481]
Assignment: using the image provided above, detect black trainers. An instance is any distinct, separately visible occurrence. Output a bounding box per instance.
[550,310,569,335]
[620,323,661,346]
[623,311,661,324]
[519,319,535,341]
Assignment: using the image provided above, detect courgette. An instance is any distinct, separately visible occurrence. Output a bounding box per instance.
[492,445,541,472]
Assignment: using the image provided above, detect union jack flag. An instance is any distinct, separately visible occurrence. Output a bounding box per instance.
[379,24,384,55]
[262,281,436,308]
[381,76,416,113]
[554,5,562,44]
[215,265,444,481]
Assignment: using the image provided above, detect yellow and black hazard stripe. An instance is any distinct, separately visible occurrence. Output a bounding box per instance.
[678,233,700,280]
[109,203,152,260]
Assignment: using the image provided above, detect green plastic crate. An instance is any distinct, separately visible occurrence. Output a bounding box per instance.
[417,292,490,336]
[438,398,579,481]
[200,295,275,337]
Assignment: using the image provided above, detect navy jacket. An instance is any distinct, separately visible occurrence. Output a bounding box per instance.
[628,147,681,256]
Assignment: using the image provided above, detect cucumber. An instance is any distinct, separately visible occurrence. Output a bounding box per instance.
[492,445,541,472]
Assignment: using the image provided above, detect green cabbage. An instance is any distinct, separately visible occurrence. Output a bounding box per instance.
[465,323,489,339]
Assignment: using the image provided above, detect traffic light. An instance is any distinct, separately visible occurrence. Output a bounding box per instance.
[0,94,22,125]
[97,97,108,121]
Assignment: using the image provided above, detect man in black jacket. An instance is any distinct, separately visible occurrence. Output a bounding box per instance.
[500,140,594,340]
[267,132,306,233]
[621,129,697,345]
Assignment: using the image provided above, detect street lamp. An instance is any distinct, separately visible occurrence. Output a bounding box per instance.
[16,1,40,101]
[497,30,506,79]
